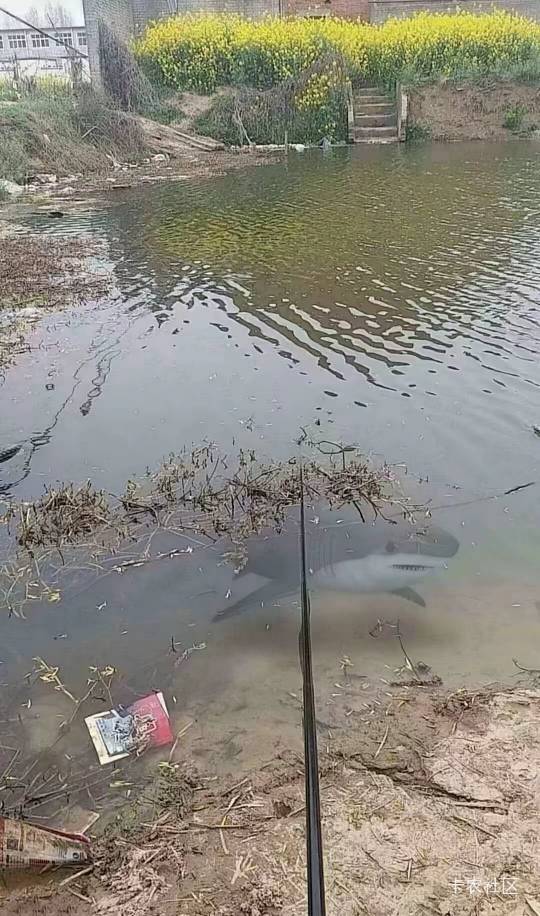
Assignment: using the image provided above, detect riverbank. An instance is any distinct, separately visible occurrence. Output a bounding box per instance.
[407,78,540,141]
[1,680,539,916]
[132,11,540,146]
[0,86,282,194]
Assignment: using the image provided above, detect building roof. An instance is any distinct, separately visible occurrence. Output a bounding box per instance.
[0,25,85,32]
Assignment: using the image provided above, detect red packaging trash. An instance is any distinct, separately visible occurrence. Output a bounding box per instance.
[0,817,91,868]
[85,691,173,765]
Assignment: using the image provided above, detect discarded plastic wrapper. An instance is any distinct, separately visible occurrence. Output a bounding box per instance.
[0,817,91,869]
[85,692,173,765]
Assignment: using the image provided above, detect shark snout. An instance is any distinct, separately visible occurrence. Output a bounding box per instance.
[390,525,460,560]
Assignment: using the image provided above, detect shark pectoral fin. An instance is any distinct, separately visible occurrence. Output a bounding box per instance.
[390,587,426,608]
[212,581,292,623]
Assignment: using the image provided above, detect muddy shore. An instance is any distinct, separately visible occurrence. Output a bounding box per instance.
[0,679,538,916]
[2,145,284,201]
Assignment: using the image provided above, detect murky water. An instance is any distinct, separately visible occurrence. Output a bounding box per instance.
[1,142,540,793]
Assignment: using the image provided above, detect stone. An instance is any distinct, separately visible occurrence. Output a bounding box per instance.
[0,179,23,197]
[32,173,58,184]
[152,153,168,162]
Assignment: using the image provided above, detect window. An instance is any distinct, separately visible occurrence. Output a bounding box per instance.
[8,33,27,49]
[0,35,3,50]
[54,31,73,46]
[77,31,87,47]
[31,33,49,48]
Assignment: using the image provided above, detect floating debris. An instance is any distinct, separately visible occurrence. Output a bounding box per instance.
[0,443,402,617]
[0,237,109,311]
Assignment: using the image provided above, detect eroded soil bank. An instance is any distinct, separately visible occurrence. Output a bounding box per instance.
[1,681,539,916]
[408,79,540,141]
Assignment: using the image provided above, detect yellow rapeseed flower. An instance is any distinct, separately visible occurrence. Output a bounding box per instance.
[134,10,540,92]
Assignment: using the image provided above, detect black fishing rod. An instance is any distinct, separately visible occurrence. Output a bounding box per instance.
[298,466,326,916]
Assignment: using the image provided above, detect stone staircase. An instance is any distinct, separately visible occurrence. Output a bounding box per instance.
[350,85,399,144]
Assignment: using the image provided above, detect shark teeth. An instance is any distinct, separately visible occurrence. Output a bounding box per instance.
[391,563,433,572]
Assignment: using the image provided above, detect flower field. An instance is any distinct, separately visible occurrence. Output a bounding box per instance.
[134,11,540,93]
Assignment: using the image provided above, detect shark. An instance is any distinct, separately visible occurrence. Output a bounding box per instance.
[214,503,459,620]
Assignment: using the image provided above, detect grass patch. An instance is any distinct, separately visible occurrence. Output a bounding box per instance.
[406,122,432,143]
[0,75,72,102]
[0,87,147,183]
[503,103,528,130]
[0,135,29,183]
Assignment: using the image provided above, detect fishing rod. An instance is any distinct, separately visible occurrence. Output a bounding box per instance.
[298,465,326,916]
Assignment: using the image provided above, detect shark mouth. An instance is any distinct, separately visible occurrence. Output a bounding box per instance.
[391,563,436,572]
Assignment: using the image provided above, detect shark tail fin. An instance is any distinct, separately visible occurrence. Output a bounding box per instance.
[212,581,292,622]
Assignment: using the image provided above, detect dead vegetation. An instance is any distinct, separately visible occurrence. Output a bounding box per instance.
[1,442,400,616]
[0,233,111,376]
[16,483,112,552]
[0,88,148,184]
[0,308,32,373]
[0,236,109,311]
[196,53,348,147]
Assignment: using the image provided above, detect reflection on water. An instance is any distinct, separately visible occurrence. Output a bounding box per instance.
[1,142,540,788]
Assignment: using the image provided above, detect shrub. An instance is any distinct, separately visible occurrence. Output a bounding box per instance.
[406,122,431,142]
[134,11,540,92]
[98,20,157,112]
[196,55,348,145]
[502,103,527,130]
[0,89,146,183]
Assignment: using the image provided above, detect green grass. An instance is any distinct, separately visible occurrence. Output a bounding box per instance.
[406,122,432,142]
[503,103,527,130]
[0,136,29,183]
[0,75,72,101]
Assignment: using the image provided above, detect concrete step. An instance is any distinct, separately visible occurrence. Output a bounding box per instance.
[353,125,398,142]
[354,112,397,128]
[355,85,387,93]
[354,94,391,105]
[355,102,395,115]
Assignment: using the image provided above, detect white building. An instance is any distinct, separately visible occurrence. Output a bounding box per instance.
[0,25,88,77]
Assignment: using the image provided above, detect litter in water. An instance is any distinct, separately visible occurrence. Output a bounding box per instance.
[0,817,91,869]
[85,692,173,765]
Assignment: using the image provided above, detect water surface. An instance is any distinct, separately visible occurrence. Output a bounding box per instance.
[1,141,540,788]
